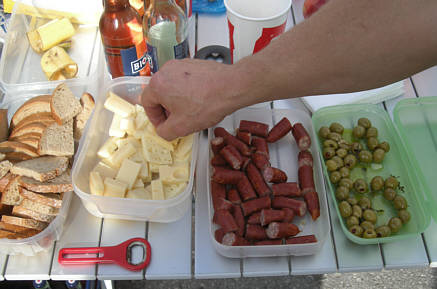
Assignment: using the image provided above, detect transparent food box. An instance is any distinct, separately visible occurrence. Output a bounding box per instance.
[72,77,198,222]
[207,108,330,258]
[0,1,102,92]
[312,103,430,245]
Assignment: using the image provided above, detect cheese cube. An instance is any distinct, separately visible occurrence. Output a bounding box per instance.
[111,142,136,167]
[139,162,151,182]
[133,178,144,189]
[133,128,146,140]
[104,178,128,198]
[116,159,142,189]
[129,151,144,163]
[92,161,118,179]
[120,117,136,135]
[89,171,104,196]
[151,179,165,200]
[141,135,172,164]
[97,137,118,159]
[149,162,160,173]
[126,188,152,200]
[174,134,194,157]
[173,150,192,164]
[104,92,135,117]
[142,131,174,151]
[164,182,187,199]
[158,164,189,184]
[109,115,125,137]
[115,137,141,148]
[135,104,150,130]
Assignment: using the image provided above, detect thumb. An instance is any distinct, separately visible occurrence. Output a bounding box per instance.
[155,115,188,141]
[141,86,167,127]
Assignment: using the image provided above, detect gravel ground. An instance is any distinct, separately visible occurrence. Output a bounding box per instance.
[115,267,437,289]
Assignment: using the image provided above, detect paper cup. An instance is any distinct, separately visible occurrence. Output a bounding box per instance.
[224,0,291,63]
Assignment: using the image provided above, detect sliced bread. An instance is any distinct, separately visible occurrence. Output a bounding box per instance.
[0,229,21,239]
[0,160,13,179]
[0,221,40,236]
[1,215,47,231]
[38,120,74,156]
[12,112,54,133]
[10,156,69,182]
[10,95,51,128]
[10,132,42,141]
[0,173,13,192]
[74,92,95,141]
[9,122,47,139]
[12,205,56,223]
[0,141,39,158]
[14,137,39,150]
[51,83,82,125]
[20,188,63,208]
[0,109,8,142]
[1,175,22,205]
[4,152,33,162]
[19,169,72,193]
[20,198,59,216]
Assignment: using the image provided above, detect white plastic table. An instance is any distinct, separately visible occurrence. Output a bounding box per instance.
[2,2,437,288]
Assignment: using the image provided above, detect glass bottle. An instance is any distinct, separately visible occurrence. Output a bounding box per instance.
[143,0,189,74]
[99,0,150,78]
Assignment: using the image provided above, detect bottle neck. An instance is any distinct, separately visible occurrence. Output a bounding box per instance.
[104,0,130,10]
[149,0,177,6]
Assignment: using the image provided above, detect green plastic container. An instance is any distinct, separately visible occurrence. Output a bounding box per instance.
[312,103,430,245]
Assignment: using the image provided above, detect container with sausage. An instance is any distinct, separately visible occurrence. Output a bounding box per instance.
[207,108,330,258]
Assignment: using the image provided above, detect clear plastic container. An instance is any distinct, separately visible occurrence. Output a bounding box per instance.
[72,76,198,222]
[0,1,102,93]
[207,108,330,258]
[312,103,429,245]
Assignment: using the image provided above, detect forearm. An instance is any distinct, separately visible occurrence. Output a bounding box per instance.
[229,0,437,108]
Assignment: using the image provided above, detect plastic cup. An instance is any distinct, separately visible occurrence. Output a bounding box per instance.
[224,0,291,64]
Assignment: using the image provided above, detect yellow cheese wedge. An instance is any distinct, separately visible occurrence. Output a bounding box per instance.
[103,178,128,198]
[126,188,152,200]
[135,104,149,130]
[97,137,118,159]
[104,92,135,117]
[92,161,118,179]
[116,159,142,190]
[158,164,189,184]
[111,142,136,168]
[151,179,165,200]
[120,117,136,135]
[164,182,187,199]
[141,135,172,165]
[109,115,125,138]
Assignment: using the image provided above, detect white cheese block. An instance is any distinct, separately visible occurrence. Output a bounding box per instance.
[92,161,118,179]
[105,91,135,117]
[120,117,136,135]
[142,131,174,151]
[133,178,145,189]
[151,179,165,200]
[128,151,144,163]
[164,182,187,199]
[133,128,146,140]
[116,159,142,189]
[104,177,128,198]
[173,150,192,164]
[126,187,152,200]
[97,137,118,159]
[111,142,136,167]
[141,135,172,164]
[135,104,149,130]
[158,164,189,184]
[174,134,194,157]
[115,137,141,148]
[139,162,151,182]
[109,114,126,137]
[89,171,104,196]
[149,162,160,173]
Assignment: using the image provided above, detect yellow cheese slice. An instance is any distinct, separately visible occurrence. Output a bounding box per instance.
[116,159,142,190]
[141,136,172,165]
[105,92,135,117]
[109,115,125,138]
[151,179,165,200]
[92,161,118,179]
[158,164,189,184]
[174,134,194,157]
[111,142,136,168]
[104,178,128,198]
[126,188,152,200]
[97,137,118,159]
[164,182,187,200]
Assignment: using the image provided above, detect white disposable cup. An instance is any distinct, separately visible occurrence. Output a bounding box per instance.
[224,0,291,64]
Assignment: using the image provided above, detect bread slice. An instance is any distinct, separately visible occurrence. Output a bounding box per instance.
[0,229,21,239]
[19,169,72,193]
[20,198,59,216]
[1,175,23,205]
[14,137,39,150]
[20,188,63,208]
[10,95,51,128]
[1,215,47,231]
[0,109,8,142]
[12,112,54,133]
[0,160,12,179]
[0,141,39,158]
[12,205,56,223]
[0,173,13,192]
[10,156,69,182]
[9,122,47,139]
[74,92,95,141]
[0,221,40,236]
[38,120,74,156]
[10,132,42,141]
[4,152,33,162]
[51,83,82,125]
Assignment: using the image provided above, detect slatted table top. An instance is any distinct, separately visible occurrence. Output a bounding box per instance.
[1,1,437,281]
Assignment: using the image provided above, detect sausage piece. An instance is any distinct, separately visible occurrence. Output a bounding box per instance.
[246,163,271,197]
[241,196,271,216]
[286,234,317,244]
[304,190,320,221]
[236,129,252,145]
[215,228,225,243]
[298,165,315,194]
[219,145,243,170]
[241,156,251,170]
[271,182,302,197]
[292,123,311,151]
[222,232,250,246]
[266,222,300,239]
[236,175,257,201]
[298,150,313,168]
[247,211,261,224]
[212,167,245,185]
[262,167,288,183]
[210,154,227,166]
[213,197,233,212]
[245,224,268,241]
[260,209,285,226]
[227,188,242,205]
[251,152,271,171]
[239,120,269,138]
[213,209,238,233]
[211,137,225,155]
[252,137,269,159]
[232,205,246,237]
[282,208,295,223]
[271,196,307,217]
[214,127,232,138]
[214,127,251,156]
[266,117,292,143]
[211,181,227,211]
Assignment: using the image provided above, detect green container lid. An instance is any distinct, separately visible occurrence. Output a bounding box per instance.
[312,103,430,245]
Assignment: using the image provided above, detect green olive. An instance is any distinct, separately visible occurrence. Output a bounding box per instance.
[363,209,378,224]
[398,209,411,224]
[358,117,372,129]
[373,148,385,164]
[352,205,363,218]
[370,176,385,191]
[330,171,342,184]
[363,229,377,239]
[323,147,336,160]
[325,159,338,172]
[360,220,375,231]
[359,197,372,209]
[346,216,360,228]
[375,225,392,238]
[318,126,331,139]
[323,139,338,149]
[393,195,408,210]
[354,178,368,194]
[351,142,363,153]
[339,201,352,218]
[359,150,373,163]
[366,127,378,138]
[329,122,344,134]
[347,196,358,206]
[338,140,351,150]
[388,217,403,233]
[331,156,344,169]
[367,137,379,151]
[339,178,354,190]
[335,186,350,201]
[344,154,357,169]
[328,132,342,142]
[352,125,366,139]
[385,176,399,190]
[336,148,348,158]
[339,167,350,179]
[349,225,364,237]
[378,141,390,152]
[383,188,397,201]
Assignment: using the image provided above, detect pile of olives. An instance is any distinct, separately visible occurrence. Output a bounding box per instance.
[319,118,411,239]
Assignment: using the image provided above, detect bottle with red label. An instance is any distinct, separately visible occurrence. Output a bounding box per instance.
[99,0,150,78]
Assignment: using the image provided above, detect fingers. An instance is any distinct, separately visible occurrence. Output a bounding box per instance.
[155,116,191,141]
[141,85,167,127]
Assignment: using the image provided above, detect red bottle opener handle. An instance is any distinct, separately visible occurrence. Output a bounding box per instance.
[58,238,151,271]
